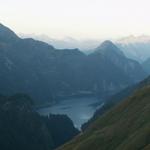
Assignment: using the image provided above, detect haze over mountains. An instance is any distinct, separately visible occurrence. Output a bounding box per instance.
[21,34,150,63]
[0,23,147,104]
[1,0,150,148]
[0,23,150,150]
[117,35,150,63]
[19,33,100,52]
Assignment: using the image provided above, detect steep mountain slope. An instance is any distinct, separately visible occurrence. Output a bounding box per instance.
[95,40,146,82]
[82,76,150,130]
[0,94,79,150]
[0,24,147,103]
[85,52,132,98]
[59,82,150,150]
[142,57,150,74]
[0,24,87,102]
[0,23,19,42]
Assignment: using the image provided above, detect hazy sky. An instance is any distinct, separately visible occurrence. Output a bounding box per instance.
[0,0,150,39]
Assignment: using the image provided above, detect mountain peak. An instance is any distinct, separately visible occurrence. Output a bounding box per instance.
[97,40,119,51]
[0,23,19,42]
[95,40,124,57]
[0,23,6,27]
[100,40,115,47]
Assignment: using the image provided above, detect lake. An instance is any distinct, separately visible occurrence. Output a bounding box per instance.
[37,97,104,129]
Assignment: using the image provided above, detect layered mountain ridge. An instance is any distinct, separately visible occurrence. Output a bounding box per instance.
[117,36,150,63]
[0,23,147,103]
[95,40,146,82]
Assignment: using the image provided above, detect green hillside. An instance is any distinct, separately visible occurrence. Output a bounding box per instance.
[82,76,150,130]
[59,85,150,150]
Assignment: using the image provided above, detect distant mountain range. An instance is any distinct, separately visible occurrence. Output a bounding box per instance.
[0,23,147,104]
[19,33,100,51]
[117,35,150,63]
[0,23,150,150]
[20,34,150,62]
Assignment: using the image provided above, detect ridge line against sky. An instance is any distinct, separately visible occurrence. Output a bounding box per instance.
[0,0,150,39]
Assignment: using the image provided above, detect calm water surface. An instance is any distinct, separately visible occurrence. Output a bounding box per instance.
[38,97,104,129]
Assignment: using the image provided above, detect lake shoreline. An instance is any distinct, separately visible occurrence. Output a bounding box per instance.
[37,96,103,129]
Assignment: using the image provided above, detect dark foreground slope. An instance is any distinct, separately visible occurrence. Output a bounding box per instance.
[59,85,150,150]
[82,76,150,130]
[0,94,79,150]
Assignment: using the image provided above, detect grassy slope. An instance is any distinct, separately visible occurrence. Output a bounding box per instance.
[82,76,150,131]
[59,86,150,150]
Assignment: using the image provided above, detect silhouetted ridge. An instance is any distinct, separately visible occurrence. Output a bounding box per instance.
[95,40,124,56]
[0,23,19,42]
[0,94,79,150]
[0,24,147,103]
